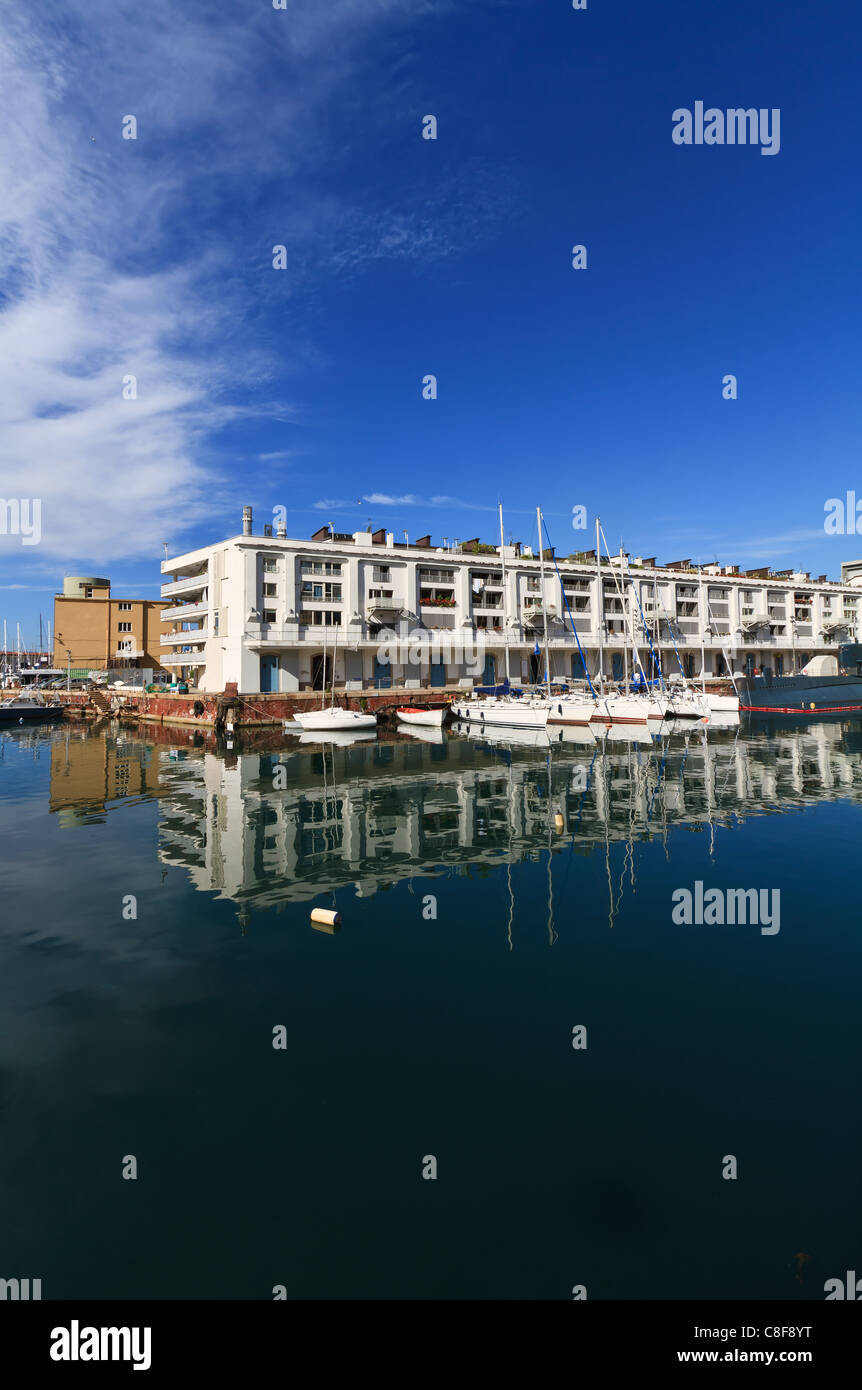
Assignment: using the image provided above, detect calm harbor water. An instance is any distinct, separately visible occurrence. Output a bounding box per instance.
[0,716,859,1300]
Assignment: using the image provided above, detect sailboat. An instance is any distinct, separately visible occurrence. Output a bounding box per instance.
[294,624,378,732]
[452,505,557,730]
[698,572,740,712]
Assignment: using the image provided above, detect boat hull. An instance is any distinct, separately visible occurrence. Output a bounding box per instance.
[293,709,377,731]
[450,698,551,729]
[0,705,63,724]
[738,674,862,714]
[396,707,446,727]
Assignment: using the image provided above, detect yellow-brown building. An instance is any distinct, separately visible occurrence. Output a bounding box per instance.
[53,576,171,677]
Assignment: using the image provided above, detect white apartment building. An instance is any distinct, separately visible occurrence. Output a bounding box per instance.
[160,506,862,693]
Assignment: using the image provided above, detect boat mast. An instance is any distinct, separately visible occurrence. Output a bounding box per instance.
[698,568,707,695]
[499,502,510,685]
[620,550,629,687]
[595,516,603,694]
[537,506,551,696]
[330,619,338,710]
[320,629,326,711]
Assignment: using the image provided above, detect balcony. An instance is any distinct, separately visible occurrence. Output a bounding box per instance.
[366,600,404,622]
[113,648,144,660]
[160,599,209,623]
[161,628,210,646]
[161,651,206,667]
[160,574,208,600]
[523,605,558,629]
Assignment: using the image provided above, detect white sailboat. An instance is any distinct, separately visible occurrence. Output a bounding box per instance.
[452,505,556,730]
[699,571,740,712]
[294,625,378,732]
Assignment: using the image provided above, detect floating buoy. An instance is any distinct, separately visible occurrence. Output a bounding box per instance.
[310,908,341,932]
[554,813,565,832]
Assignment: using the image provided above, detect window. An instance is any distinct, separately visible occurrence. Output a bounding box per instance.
[118,622,132,632]
[299,610,342,626]
[301,560,342,576]
[213,611,219,635]
[262,559,278,574]
[372,565,391,582]
[301,582,342,602]
[368,588,394,600]
[262,610,277,624]
[263,583,277,597]
[118,601,133,611]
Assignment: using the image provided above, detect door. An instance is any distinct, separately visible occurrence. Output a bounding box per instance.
[529,652,541,683]
[430,659,446,688]
[373,655,391,690]
[612,653,623,681]
[260,656,278,692]
[482,654,496,686]
[311,654,325,691]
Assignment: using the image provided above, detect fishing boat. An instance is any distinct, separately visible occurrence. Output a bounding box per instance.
[396,704,447,727]
[0,693,64,725]
[293,627,377,732]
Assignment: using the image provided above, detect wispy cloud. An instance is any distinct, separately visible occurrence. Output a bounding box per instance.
[0,0,466,567]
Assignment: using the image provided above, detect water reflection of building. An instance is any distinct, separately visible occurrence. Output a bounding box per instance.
[47,728,155,826]
[151,722,862,912]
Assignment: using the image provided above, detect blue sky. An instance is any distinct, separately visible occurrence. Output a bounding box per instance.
[1,0,861,647]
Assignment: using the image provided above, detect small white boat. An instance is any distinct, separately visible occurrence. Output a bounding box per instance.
[396,705,447,727]
[294,707,377,732]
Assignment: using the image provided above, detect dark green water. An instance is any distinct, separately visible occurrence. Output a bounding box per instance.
[0,717,859,1300]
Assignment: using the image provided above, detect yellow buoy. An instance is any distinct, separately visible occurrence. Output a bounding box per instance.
[310,907,341,932]
[554,813,565,832]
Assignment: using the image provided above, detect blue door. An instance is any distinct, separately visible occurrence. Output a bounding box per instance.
[482,654,496,686]
[373,656,391,690]
[260,657,278,692]
[612,653,623,681]
[430,660,446,688]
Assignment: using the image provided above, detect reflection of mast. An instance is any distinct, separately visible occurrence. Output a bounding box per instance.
[506,754,515,950]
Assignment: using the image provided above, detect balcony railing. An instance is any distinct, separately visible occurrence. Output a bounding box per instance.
[160,600,209,622]
[160,574,208,599]
[161,628,210,646]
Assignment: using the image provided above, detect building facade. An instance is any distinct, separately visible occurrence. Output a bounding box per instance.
[54,576,171,678]
[160,507,862,693]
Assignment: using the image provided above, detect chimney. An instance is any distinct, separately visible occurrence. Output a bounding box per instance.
[242,505,253,536]
[371,528,386,545]
[276,515,287,539]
